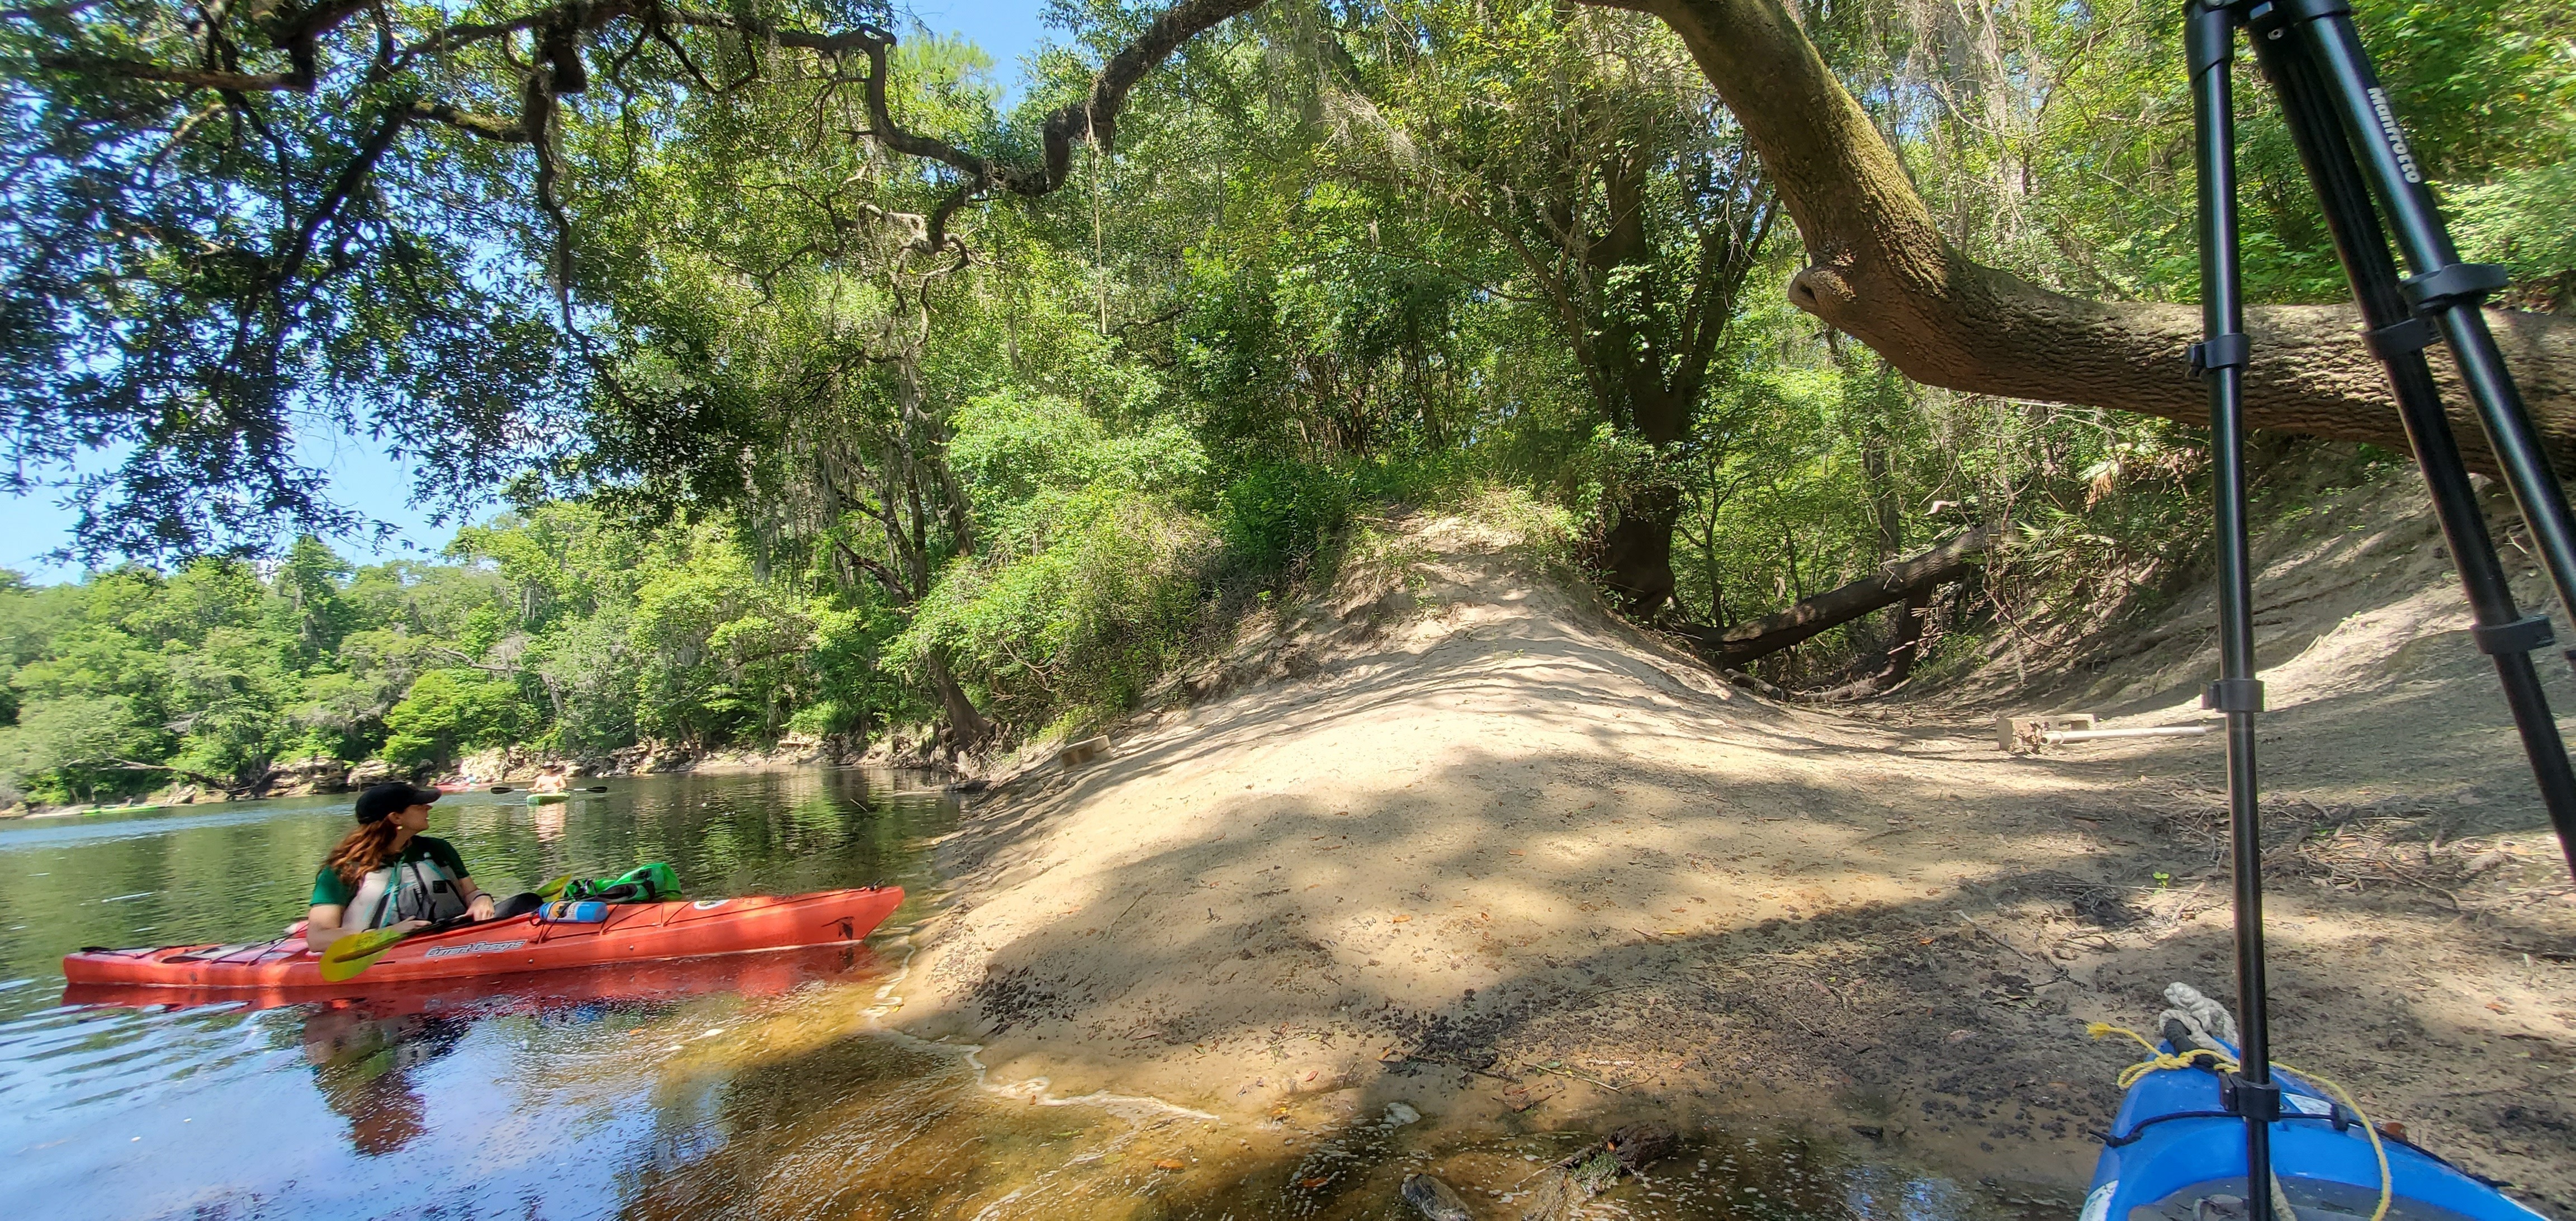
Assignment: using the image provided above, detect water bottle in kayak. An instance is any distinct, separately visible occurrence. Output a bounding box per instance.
[538,900,610,924]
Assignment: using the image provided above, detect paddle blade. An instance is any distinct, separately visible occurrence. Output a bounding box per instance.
[536,873,575,900]
[316,925,411,982]
[489,785,514,793]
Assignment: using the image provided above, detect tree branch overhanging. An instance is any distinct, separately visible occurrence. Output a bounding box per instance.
[35,0,2576,559]
[1586,0,2576,469]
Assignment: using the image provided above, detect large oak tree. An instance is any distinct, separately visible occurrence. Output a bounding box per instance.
[8,0,2570,569]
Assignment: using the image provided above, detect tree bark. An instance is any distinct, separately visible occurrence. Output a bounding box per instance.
[1603,484,1687,614]
[1591,0,2576,470]
[924,653,993,752]
[1878,586,1935,685]
[1670,524,1995,668]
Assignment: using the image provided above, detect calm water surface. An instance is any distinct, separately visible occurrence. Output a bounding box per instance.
[0,769,2053,1220]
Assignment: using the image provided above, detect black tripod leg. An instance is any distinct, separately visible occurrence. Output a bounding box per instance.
[2256,0,2576,882]
[2186,6,2277,1214]
[2279,0,2576,654]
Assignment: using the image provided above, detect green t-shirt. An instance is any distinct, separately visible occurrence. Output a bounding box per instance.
[311,836,470,908]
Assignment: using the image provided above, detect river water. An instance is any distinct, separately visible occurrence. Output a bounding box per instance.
[0,769,2050,1220]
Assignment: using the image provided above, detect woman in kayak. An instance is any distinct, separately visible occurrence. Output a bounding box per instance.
[529,764,569,796]
[305,783,536,953]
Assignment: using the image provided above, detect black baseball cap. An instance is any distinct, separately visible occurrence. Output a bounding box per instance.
[354,782,441,824]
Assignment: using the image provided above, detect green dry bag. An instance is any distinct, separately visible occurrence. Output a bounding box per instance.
[564,862,681,903]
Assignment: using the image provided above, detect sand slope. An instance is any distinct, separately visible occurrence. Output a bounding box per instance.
[894,486,2576,1215]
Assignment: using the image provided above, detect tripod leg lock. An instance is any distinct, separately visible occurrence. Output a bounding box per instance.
[2188,333,2250,379]
[2365,316,2440,359]
[2401,263,2509,311]
[2471,615,2555,656]
[2186,2,2236,76]
[2220,1072,2285,1121]
[2203,678,2265,713]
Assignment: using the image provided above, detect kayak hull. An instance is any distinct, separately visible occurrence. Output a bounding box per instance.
[60,887,903,991]
[2085,1043,2547,1221]
[64,941,886,1014]
[526,792,571,804]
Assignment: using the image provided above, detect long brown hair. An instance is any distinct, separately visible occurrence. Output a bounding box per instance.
[323,819,404,887]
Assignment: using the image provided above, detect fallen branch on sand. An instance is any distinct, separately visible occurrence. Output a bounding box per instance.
[1670,526,1999,670]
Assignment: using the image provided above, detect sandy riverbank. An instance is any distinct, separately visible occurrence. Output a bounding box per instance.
[890,486,2576,1217]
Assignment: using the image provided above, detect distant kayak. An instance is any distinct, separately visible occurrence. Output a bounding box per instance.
[25,803,167,818]
[61,887,904,992]
[526,791,571,804]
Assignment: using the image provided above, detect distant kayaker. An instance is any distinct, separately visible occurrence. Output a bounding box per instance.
[304,783,535,952]
[529,765,569,796]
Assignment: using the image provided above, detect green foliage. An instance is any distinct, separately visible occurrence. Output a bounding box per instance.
[954,389,1210,522]
[0,517,921,804]
[380,670,528,771]
[0,694,158,805]
[11,0,2573,735]
[896,490,1216,735]
[1217,463,1355,574]
[907,381,1223,733]
[2451,159,2576,307]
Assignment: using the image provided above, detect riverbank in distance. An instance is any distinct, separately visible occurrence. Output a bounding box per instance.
[0,728,966,820]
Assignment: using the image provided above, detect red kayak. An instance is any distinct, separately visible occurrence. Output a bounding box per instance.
[61,887,904,991]
[64,941,888,1013]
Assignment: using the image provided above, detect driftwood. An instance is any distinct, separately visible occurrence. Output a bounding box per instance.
[1514,1124,1678,1221]
[1057,736,1112,769]
[106,759,257,797]
[1996,713,2097,753]
[1672,526,1997,669]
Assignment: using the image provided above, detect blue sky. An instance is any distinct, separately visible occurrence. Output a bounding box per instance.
[2,1,1058,583]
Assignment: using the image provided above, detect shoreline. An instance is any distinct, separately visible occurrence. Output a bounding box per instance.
[0,731,970,820]
[0,750,957,820]
[880,505,2576,1215]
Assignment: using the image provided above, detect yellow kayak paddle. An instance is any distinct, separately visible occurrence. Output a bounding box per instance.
[316,924,416,982]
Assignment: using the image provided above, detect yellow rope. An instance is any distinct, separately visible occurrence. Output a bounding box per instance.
[2274,1059,2392,1221]
[2085,1024,2392,1221]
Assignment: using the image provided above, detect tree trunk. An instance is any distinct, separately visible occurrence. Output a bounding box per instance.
[924,653,992,751]
[1603,484,1686,617]
[1879,586,1934,685]
[1671,525,1995,667]
[1803,585,1935,702]
[1592,0,2576,470]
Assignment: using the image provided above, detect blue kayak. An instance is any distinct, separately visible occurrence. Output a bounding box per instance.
[2084,1042,2547,1221]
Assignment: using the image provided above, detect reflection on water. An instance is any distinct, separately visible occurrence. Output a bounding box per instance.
[304,1004,467,1156]
[0,769,950,1218]
[0,770,2059,1219]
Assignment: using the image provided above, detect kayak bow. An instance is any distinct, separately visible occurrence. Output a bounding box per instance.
[2083,1035,2548,1221]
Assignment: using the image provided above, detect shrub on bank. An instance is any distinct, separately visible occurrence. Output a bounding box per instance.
[893,489,1217,736]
